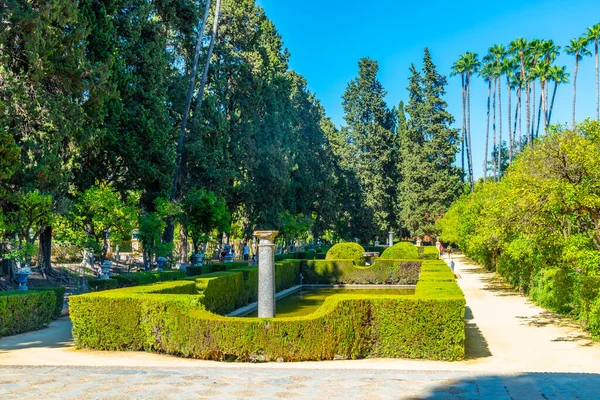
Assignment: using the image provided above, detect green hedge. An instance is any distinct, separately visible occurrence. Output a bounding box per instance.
[0,290,57,337]
[71,259,464,361]
[419,246,440,260]
[185,265,211,276]
[380,242,419,260]
[303,259,420,285]
[363,246,386,254]
[194,271,246,314]
[87,279,119,292]
[32,286,66,318]
[326,243,366,265]
[274,254,295,262]
[113,270,185,287]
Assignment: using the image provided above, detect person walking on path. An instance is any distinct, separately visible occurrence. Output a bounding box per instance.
[243,243,250,262]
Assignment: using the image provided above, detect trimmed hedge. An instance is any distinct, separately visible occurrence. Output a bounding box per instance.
[87,279,119,292]
[303,259,420,285]
[32,286,66,318]
[326,243,366,265]
[380,242,419,260]
[70,259,464,361]
[0,290,57,337]
[194,271,246,314]
[185,265,211,276]
[274,254,295,262]
[419,246,440,260]
[113,270,185,287]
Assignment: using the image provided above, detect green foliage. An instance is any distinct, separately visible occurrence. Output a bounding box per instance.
[87,279,119,292]
[325,243,366,265]
[438,121,600,335]
[112,270,184,288]
[419,246,440,260]
[186,265,211,276]
[303,260,421,285]
[180,188,230,253]
[70,259,464,361]
[32,286,66,318]
[0,290,56,337]
[380,242,419,259]
[194,272,246,315]
[398,49,462,238]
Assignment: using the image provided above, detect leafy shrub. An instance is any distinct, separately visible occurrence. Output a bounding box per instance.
[530,268,574,313]
[315,253,326,259]
[0,290,56,337]
[186,265,211,276]
[305,250,316,260]
[32,286,66,318]
[326,243,366,265]
[70,259,464,361]
[113,270,184,287]
[304,260,420,285]
[419,246,439,260]
[380,242,419,260]
[87,279,119,292]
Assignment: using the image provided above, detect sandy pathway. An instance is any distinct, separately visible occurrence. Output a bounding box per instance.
[1,254,599,373]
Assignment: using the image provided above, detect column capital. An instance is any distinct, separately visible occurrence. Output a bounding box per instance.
[254,230,279,244]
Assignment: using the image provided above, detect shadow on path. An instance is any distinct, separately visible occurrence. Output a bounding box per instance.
[0,317,73,353]
[421,372,600,399]
[463,306,492,360]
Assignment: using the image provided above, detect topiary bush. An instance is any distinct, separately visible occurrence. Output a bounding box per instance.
[32,286,66,318]
[186,265,211,276]
[70,259,465,361]
[326,243,366,265]
[0,290,57,337]
[380,242,419,260]
[303,260,420,285]
[419,246,440,260]
[113,270,184,287]
[87,279,119,292]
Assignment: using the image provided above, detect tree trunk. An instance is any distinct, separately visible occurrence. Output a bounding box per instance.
[497,75,502,177]
[170,0,212,202]
[531,80,536,141]
[461,73,466,184]
[507,76,512,162]
[492,77,497,181]
[38,225,53,275]
[515,85,521,151]
[179,225,188,263]
[542,80,548,131]
[548,80,558,124]
[535,92,542,137]
[526,80,531,146]
[467,72,474,191]
[573,57,578,129]
[484,78,491,182]
[191,0,222,130]
[596,39,599,121]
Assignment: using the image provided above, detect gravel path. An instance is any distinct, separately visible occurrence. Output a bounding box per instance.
[1,254,599,398]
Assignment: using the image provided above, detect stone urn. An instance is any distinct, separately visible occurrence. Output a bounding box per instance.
[193,253,204,266]
[16,265,31,291]
[99,261,112,280]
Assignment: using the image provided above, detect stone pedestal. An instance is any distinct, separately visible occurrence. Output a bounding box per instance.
[255,230,278,318]
[388,231,394,247]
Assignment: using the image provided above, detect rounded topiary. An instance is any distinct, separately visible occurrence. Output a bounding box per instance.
[326,243,366,265]
[379,242,419,260]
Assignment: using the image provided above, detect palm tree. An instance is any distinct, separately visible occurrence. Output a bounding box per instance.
[479,62,494,182]
[536,40,560,136]
[510,73,522,151]
[532,61,551,133]
[451,52,480,191]
[586,24,600,121]
[450,59,467,184]
[547,65,570,124]
[489,45,506,180]
[528,39,543,144]
[565,36,592,128]
[510,38,528,146]
[501,57,518,161]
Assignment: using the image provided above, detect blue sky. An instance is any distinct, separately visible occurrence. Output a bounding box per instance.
[256,0,600,178]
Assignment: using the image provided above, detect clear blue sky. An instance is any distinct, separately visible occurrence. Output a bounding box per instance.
[256,0,600,178]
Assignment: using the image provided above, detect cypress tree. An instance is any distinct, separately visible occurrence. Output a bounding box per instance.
[399,49,462,238]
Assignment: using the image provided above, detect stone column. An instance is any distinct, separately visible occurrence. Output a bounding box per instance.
[255,230,278,318]
[388,231,394,247]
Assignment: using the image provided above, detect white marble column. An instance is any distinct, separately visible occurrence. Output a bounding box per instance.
[388,231,394,247]
[255,230,278,318]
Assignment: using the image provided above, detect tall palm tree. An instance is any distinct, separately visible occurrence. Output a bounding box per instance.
[510,38,528,147]
[489,45,506,180]
[532,61,551,133]
[450,59,467,184]
[510,73,522,151]
[501,57,518,161]
[528,39,543,144]
[479,62,494,182]
[451,52,480,191]
[586,24,600,121]
[536,40,560,136]
[565,36,592,128]
[547,65,570,124]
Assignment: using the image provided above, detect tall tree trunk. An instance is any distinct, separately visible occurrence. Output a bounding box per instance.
[467,72,474,190]
[461,74,466,184]
[497,76,503,177]
[535,92,542,137]
[170,0,212,202]
[526,80,531,146]
[484,78,491,182]
[573,57,579,128]
[530,80,536,142]
[492,77,497,181]
[548,80,558,124]
[507,76,512,162]
[594,38,600,121]
[513,90,520,152]
[192,0,222,129]
[38,225,52,276]
[541,80,548,130]
[179,225,188,263]
[515,85,521,151]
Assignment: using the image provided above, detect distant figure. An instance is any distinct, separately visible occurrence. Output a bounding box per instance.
[243,243,250,261]
[450,259,455,272]
[439,244,444,258]
[220,249,227,261]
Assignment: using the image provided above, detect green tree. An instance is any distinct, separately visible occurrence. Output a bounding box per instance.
[399,49,462,238]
